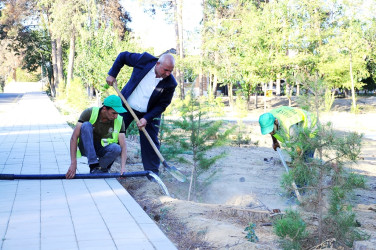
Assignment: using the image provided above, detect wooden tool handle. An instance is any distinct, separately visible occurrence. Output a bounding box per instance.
[113,84,165,162]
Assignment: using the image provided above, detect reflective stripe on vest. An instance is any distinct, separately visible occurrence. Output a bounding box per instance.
[77,107,123,157]
[270,106,317,142]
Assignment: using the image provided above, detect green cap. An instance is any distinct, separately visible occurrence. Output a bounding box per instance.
[103,95,126,113]
[259,113,275,135]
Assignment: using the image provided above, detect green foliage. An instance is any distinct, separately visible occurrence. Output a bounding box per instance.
[282,73,368,248]
[324,89,335,112]
[161,91,234,200]
[125,121,139,137]
[231,122,252,147]
[344,172,366,189]
[158,115,188,162]
[295,73,327,113]
[273,210,308,250]
[234,90,248,118]
[231,90,252,147]
[199,0,375,103]
[74,23,143,97]
[351,104,361,114]
[244,223,259,243]
[326,188,369,247]
[65,78,89,111]
[326,173,367,247]
[15,68,40,82]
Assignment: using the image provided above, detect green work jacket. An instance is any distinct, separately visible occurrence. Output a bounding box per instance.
[270,106,317,142]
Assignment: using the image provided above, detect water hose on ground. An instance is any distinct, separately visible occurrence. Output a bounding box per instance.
[0,171,170,196]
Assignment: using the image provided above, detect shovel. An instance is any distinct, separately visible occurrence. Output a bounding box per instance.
[276,147,302,202]
[113,84,187,182]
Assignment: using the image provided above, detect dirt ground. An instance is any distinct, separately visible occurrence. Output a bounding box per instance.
[109,96,376,250]
[61,96,376,249]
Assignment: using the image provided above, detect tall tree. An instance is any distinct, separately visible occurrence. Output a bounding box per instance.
[333,0,369,111]
[0,0,35,83]
[38,0,60,95]
[137,0,186,99]
[174,0,185,99]
[97,0,131,40]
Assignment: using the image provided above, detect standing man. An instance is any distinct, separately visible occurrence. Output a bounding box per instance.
[66,95,127,179]
[106,52,177,175]
[258,106,317,159]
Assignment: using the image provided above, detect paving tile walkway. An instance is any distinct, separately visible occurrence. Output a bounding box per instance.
[0,82,176,250]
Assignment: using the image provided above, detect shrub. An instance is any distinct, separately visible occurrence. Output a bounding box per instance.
[273,210,308,250]
[66,78,89,111]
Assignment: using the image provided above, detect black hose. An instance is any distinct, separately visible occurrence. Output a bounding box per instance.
[0,171,151,180]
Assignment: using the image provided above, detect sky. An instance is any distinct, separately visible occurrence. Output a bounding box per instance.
[120,0,203,55]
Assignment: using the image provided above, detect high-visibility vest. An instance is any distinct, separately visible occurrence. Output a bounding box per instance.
[270,106,317,142]
[77,107,123,157]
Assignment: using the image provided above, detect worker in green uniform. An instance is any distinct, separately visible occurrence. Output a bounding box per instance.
[66,95,127,179]
[259,106,317,159]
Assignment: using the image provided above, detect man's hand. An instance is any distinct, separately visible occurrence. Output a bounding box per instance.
[272,141,281,151]
[137,118,147,129]
[106,75,116,86]
[65,163,77,179]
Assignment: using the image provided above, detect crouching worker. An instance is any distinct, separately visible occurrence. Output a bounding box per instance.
[66,95,127,179]
[258,106,317,160]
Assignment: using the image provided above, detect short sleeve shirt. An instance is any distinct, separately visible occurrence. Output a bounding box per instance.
[78,107,126,142]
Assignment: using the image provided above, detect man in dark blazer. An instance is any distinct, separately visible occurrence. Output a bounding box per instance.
[106,51,177,175]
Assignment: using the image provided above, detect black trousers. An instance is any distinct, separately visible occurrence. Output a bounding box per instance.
[121,110,160,174]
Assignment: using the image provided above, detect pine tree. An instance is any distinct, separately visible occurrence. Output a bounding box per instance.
[160,91,234,201]
[275,74,368,248]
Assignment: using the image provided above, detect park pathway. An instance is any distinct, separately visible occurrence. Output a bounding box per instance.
[0,82,176,250]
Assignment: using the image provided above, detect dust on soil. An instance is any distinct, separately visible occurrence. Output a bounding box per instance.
[109,96,376,249]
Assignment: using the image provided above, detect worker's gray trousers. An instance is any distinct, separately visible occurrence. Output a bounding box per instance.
[78,122,121,169]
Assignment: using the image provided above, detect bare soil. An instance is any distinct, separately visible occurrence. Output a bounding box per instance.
[65,96,376,249]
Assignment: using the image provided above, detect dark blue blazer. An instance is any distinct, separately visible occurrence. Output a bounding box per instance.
[108,51,177,123]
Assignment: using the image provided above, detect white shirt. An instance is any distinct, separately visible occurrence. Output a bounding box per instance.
[127,66,162,112]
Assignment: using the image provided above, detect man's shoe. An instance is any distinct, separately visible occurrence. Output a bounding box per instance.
[90,167,109,174]
[100,168,109,173]
[90,163,100,174]
[90,164,109,174]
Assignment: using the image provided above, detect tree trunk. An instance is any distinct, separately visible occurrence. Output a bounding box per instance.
[51,39,59,90]
[269,80,273,92]
[276,74,281,96]
[263,83,267,112]
[56,37,64,94]
[318,149,324,243]
[42,54,56,97]
[212,74,218,97]
[12,67,16,82]
[211,8,220,99]
[187,164,196,201]
[67,32,76,88]
[286,81,292,107]
[228,82,233,107]
[173,0,185,100]
[296,81,300,96]
[349,52,357,111]
[199,0,207,97]
[51,39,58,97]
[208,74,212,97]
[199,73,204,96]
